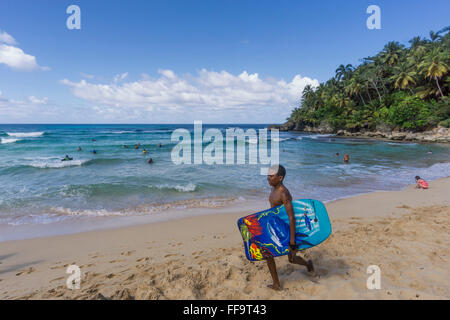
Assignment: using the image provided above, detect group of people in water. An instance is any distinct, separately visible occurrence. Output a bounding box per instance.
[335,152,350,163]
[61,142,162,164]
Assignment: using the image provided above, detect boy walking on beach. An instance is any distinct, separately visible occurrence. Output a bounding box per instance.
[266,165,314,290]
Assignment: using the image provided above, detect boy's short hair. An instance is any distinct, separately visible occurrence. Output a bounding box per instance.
[415,176,420,180]
[268,164,286,178]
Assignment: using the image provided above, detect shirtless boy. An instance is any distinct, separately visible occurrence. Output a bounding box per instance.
[266,164,314,290]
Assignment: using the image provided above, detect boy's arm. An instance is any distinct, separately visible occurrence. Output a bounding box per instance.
[281,192,296,247]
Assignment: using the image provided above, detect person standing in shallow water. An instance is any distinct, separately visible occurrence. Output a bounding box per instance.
[265,164,314,290]
[343,153,350,163]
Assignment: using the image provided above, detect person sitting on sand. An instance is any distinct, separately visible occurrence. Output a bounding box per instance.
[343,153,349,163]
[265,164,314,290]
[415,176,428,189]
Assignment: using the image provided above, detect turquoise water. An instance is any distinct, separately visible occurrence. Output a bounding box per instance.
[1,124,449,230]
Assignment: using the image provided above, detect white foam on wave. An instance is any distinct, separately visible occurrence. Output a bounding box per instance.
[387,142,418,146]
[29,159,88,168]
[1,138,21,144]
[271,137,290,142]
[7,132,44,137]
[308,134,334,139]
[49,207,125,217]
[154,183,197,192]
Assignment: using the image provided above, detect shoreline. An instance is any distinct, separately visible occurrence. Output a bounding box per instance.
[269,124,450,144]
[0,177,449,299]
[1,172,450,242]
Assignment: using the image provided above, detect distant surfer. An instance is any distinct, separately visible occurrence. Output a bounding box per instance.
[415,176,428,189]
[143,148,147,155]
[343,153,349,163]
[77,146,82,151]
[91,149,97,154]
[158,143,162,148]
[61,155,73,161]
[123,145,128,149]
[336,152,339,156]
[148,158,153,164]
[265,164,314,290]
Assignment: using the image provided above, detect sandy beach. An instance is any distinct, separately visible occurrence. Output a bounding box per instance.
[0,177,449,300]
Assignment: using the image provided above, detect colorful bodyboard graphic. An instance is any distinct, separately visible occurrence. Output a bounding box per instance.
[237,199,332,261]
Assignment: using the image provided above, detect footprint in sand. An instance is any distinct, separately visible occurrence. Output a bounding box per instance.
[109,259,126,263]
[16,267,35,276]
[136,257,150,262]
[50,276,65,283]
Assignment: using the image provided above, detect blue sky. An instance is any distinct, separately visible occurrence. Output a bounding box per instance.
[0,0,448,123]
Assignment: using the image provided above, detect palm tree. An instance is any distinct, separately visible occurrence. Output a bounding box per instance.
[380,41,404,66]
[302,85,315,101]
[335,64,353,81]
[390,62,416,94]
[364,66,383,103]
[332,92,350,109]
[419,48,449,98]
[346,73,366,105]
[429,30,439,42]
[409,36,425,49]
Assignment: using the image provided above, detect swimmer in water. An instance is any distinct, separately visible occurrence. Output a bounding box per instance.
[77,146,82,151]
[62,155,73,161]
[148,158,153,164]
[143,149,147,155]
[343,153,349,163]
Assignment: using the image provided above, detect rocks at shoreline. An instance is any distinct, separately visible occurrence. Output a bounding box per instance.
[268,123,450,143]
[334,126,450,143]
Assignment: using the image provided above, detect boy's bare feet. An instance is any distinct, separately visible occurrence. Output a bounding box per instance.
[267,283,281,291]
[306,259,315,273]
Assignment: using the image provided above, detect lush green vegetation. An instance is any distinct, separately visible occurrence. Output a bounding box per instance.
[289,27,450,132]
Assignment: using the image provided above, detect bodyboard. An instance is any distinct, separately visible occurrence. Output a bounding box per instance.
[237,199,332,261]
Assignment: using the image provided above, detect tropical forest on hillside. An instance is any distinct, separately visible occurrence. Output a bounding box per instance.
[288,26,450,132]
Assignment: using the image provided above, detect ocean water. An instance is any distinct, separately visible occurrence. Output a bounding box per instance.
[1,124,449,237]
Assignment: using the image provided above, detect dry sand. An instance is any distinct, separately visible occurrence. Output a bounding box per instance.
[0,178,449,300]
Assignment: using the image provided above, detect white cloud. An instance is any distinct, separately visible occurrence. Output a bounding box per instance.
[114,72,129,83]
[61,69,319,116]
[80,72,95,79]
[0,91,51,120]
[0,30,48,71]
[0,30,17,45]
[28,96,48,104]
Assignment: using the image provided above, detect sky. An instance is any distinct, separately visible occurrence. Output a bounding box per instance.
[0,0,449,124]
